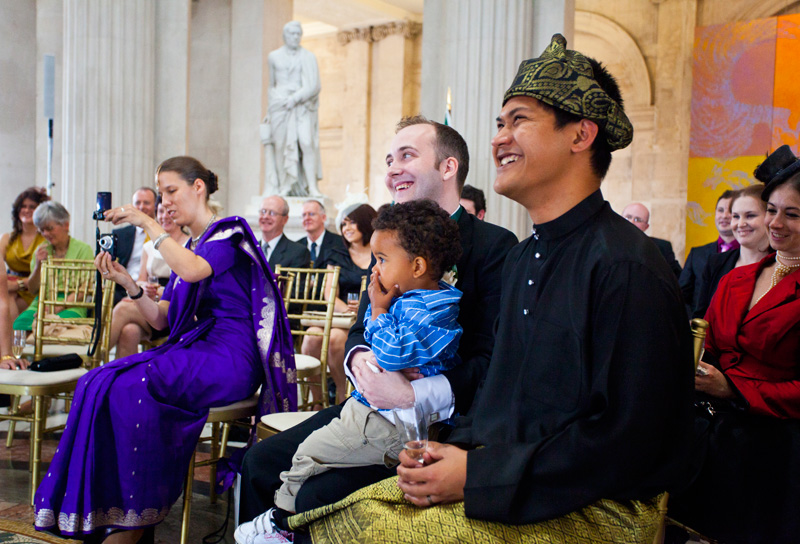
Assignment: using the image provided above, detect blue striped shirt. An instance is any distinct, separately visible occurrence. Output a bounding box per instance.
[351,281,462,409]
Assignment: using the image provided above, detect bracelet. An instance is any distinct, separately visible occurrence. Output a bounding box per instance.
[128,285,145,300]
[17,279,26,292]
[1,355,15,362]
[153,232,170,251]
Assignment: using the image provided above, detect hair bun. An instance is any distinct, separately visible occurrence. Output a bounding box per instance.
[206,171,218,195]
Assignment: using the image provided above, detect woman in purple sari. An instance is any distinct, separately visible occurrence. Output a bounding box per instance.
[34,156,296,544]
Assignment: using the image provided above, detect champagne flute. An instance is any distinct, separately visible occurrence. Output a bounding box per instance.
[392,402,428,464]
[12,330,26,360]
[346,292,359,313]
[148,275,160,301]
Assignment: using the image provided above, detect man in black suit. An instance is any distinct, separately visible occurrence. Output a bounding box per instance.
[622,202,682,278]
[238,116,518,527]
[112,187,157,304]
[258,195,310,270]
[679,190,738,316]
[296,200,343,268]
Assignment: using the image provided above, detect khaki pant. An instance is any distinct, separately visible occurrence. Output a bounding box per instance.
[275,399,403,513]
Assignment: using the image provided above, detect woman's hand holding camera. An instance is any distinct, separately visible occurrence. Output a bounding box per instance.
[94,251,135,292]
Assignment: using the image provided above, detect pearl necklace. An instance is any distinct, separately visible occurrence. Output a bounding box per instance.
[190,214,217,250]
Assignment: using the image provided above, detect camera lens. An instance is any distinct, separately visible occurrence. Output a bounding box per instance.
[98,235,113,250]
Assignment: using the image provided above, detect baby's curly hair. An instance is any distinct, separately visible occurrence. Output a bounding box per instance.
[373,200,462,280]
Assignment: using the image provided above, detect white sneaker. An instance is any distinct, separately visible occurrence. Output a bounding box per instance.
[234,508,293,544]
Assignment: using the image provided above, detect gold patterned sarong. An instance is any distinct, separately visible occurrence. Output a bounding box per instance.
[288,477,664,544]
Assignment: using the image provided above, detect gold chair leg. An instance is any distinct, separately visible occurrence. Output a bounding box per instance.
[30,395,45,505]
[5,395,20,448]
[209,422,220,504]
[180,451,195,544]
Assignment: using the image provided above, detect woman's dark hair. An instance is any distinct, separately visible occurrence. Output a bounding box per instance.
[341,204,377,249]
[11,187,50,242]
[373,200,462,280]
[156,156,218,199]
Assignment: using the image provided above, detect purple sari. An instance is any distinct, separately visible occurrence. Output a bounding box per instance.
[34,216,296,537]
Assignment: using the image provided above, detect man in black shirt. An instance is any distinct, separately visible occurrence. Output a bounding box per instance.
[395,34,693,532]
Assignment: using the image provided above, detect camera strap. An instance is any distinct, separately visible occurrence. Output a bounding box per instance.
[88,222,103,357]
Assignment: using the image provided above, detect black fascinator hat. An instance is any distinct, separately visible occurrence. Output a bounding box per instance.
[754,145,800,201]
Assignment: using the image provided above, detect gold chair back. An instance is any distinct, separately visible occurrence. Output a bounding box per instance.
[33,259,115,368]
[275,265,340,410]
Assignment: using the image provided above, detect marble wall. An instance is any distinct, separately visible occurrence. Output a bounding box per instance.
[4,0,800,251]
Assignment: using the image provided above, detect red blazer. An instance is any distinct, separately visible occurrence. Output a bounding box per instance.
[704,254,800,418]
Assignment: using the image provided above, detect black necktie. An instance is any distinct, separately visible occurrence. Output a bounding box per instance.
[310,241,318,262]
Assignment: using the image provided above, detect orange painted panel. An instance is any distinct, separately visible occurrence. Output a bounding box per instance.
[772,14,800,152]
[691,19,776,158]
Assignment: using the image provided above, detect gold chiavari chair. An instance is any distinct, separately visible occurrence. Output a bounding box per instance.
[0,258,114,504]
[652,318,710,544]
[275,265,340,411]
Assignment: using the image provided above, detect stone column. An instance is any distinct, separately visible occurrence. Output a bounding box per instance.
[154,0,191,164]
[36,0,64,205]
[0,0,36,233]
[650,0,697,261]
[228,0,292,222]
[62,0,155,245]
[420,0,574,239]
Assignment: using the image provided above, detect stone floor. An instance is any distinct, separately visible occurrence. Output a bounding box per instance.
[0,415,237,544]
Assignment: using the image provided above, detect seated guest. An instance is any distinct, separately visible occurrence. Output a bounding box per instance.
[0,267,28,371]
[693,184,770,318]
[111,186,158,304]
[236,201,463,541]
[109,197,190,359]
[669,145,800,543]
[301,203,376,405]
[460,184,486,220]
[2,188,49,319]
[242,36,692,542]
[680,189,738,316]
[33,156,296,543]
[622,202,682,277]
[298,200,343,268]
[13,201,93,332]
[259,195,310,270]
[237,116,518,525]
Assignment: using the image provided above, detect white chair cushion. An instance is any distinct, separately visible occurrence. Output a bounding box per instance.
[23,344,87,357]
[260,411,316,433]
[294,354,321,371]
[209,394,259,414]
[0,368,88,386]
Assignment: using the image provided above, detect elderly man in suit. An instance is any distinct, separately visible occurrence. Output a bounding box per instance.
[297,200,343,268]
[259,195,310,270]
[112,187,157,304]
[238,115,518,527]
[621,202,682,278]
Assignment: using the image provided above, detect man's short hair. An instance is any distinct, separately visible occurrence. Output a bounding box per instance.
[373,199,462,281]
[134,186,158,200]
[396,116,470,192]
[270,195,290,216]
[716,190,737,205]
[460,185,486,213]
[540,58,623,180]
[304,199,325,213]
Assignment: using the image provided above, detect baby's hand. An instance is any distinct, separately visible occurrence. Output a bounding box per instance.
[368,269,399,315]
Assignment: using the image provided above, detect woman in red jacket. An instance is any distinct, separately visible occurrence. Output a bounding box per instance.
[670,145,800,544]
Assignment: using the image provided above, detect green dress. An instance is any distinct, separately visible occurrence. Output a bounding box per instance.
[13,237,94,331]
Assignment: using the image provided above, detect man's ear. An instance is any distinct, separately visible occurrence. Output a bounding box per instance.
[476,209,486,220]
[571,120,599,153]
[439,157,459,183]
[412,256,428,279]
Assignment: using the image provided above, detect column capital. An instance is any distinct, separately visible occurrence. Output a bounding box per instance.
[337,20,421,46]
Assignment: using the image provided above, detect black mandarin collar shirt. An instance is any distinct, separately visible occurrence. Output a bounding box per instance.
[449,189,695,526]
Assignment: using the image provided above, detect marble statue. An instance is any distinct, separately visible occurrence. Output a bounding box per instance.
[261,21,323,197]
